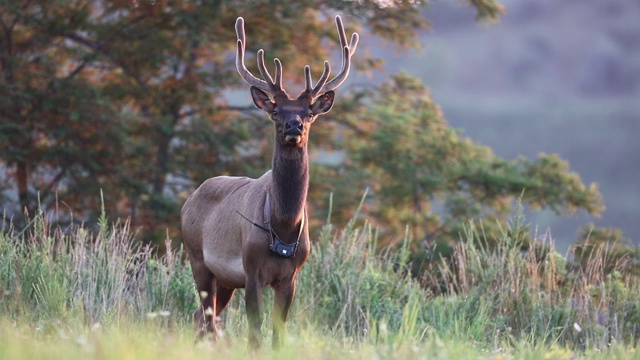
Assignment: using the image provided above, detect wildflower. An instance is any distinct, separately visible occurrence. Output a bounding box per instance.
[573,323,582,332]
[200,291,208,299]
[147,312,158,319]
[204,307,214,316]
[75,335,88,346]
[159,310,171,317]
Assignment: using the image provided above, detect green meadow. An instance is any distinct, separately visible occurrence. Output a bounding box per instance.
[1,204,638,359]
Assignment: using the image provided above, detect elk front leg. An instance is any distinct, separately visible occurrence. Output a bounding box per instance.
[273,281,295,349]
[245,275,263,349]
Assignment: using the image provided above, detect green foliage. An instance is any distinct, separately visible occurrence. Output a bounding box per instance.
[327,73,603,256]
[1,1,636,356]
[0,0,434,244]
[0,0,523,250]
[296,197,421,340]
[1,205,639,355]
[421,210,640,348]
[469,0,506,23]
[573,224,640,276]
[0,208,195,326]
[1,0,606,265]
[0,1,126,223]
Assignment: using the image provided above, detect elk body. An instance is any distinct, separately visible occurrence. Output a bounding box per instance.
[181,16,358,348]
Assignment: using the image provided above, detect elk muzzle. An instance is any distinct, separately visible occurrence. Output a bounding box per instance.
[284,119,303,144]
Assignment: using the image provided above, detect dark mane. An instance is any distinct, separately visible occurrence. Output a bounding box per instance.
[271,145,309,229]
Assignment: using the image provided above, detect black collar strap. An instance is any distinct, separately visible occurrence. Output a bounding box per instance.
[235,193,304,258]
[264,192,304,258]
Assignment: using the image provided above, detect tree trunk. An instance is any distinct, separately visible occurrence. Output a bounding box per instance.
[16,160,29,215]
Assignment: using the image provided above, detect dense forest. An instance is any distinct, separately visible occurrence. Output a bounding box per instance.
[0,0,635,270]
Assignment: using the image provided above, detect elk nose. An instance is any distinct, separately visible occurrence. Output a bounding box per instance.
[285,119,303,134]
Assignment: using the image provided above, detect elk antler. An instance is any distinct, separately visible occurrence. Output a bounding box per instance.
[235,17,284,96]
[305,15,359,99]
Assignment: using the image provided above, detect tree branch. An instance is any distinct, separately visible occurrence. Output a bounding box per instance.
[226,105,259,113]
[40,168,68,206]
[326,117,368,137]
[63,33,101,50]
[63,60,88,80]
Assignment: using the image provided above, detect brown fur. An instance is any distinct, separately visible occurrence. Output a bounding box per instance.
[182,170,310,347]
[181,15,357,349]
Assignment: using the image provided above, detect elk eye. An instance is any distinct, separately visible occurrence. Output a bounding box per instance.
[271,110,278,117]
[308,111,314,117]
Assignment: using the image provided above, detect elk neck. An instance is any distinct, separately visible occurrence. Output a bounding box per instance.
[269,141,309,232]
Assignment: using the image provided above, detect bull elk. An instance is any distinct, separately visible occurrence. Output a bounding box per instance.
[181,15,358,348]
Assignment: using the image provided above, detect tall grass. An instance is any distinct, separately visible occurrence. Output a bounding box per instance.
[420,210,640,350]
[297,203,639,351]
[0,200,638,357]
[0,208,195,330]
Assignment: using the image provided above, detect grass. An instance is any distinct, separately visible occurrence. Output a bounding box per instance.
[0,202,638,359]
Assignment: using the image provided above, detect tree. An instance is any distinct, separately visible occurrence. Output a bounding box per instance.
[70,0,435,242]
[0,1,127,227]
[316,73,603,255]
[2,0,453,240]
[3,0,606,257]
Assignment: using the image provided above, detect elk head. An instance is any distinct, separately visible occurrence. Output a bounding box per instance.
[235,16,359,148]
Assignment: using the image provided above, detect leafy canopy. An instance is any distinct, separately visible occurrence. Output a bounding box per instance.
[0,0,609,258]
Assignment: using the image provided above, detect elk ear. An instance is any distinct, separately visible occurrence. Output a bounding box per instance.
[250,86,275,113]
[310,91,335,116]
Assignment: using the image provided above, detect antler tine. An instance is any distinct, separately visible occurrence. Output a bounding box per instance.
[304,66,313,92]
[335,14,348,52]
[274,58,283,90]
[256,50,275,88]
[235,17,283,96]
[310,61,331,96]
[258,50,284,95]
[312,15,359,97]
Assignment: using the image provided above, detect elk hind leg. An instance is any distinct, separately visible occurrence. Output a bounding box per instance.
[193,268,217,339]
[215,285,236,316]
